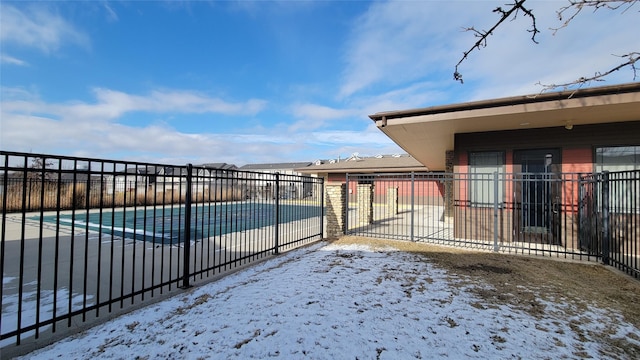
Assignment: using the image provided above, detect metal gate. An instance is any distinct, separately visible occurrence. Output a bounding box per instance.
[346,171,639,279]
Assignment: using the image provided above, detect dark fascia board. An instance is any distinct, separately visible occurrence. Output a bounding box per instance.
[369,82,640,121]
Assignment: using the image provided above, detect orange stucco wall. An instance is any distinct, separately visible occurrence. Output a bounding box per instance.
[562,148,594,214]
[562,148,593,174]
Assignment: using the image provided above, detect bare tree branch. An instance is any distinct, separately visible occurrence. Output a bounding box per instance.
[455,0,639,91]
[536,52,639,95]
[454,0,538,83]
[28,157,55,181]
[552,0,638,34]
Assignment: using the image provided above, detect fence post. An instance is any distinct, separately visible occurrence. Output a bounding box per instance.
[181,163,193,289]
[345,173,350,234]
[601,171,610,265]
[577,176,584,250]
[320,178,325,239]
[493,171,499,252]
[410,172,415,242]
[274,173,280,254]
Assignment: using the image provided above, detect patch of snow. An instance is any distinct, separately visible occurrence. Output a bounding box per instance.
[16,242,637,359]
[2,277,93,348]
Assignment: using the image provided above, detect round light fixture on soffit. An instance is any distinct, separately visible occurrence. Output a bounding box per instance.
[565,120,574,130]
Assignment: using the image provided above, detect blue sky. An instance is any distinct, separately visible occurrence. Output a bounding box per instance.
[1,1,637,166]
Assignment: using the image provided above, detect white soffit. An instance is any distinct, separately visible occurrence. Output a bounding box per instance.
[374,88,640,171]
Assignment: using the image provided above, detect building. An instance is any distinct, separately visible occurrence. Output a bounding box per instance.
[298,153,426,183]
[297,153,430,203]
[369,83,639,173]
[368,82,640,247]
[239,162,314,200]
[239,162,312,175]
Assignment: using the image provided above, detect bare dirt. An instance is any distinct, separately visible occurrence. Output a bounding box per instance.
[331,236,640,358]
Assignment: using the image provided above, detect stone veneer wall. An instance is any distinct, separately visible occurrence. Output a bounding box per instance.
[357,184,374,225]
[387,187,398,216]
[325,184,345,238]
[445,150,454,218]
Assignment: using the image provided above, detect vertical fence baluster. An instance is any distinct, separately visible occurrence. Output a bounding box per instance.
[15,156,27,345]
[181,164,192,289]
[0,155,7,338]
[410,172,415,242]
[602,171,610,266]
[493,171,499,252]
[83,161,91,318]
[274,173,280,255]
[96,162,105,316]
[320,178,325,239]
[35,157,46,337]
[345,173,349,235]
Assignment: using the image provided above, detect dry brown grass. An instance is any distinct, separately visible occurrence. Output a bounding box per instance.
[1,182,245,213]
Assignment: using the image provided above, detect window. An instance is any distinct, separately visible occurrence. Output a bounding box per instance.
[596,146,640,172]
[595,146,640,213]
[469,151,504,206]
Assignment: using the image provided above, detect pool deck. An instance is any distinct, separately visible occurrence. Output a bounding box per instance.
[1,206,322,355]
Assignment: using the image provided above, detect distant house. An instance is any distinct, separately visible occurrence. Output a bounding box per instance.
[200,163,238,176]
[239,162,312,175]
[239,162,313,199]
[111,166,159,193]
[153,163,240,199]
[107,163,240,200]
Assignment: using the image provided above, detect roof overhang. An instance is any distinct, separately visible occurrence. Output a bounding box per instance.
[369,83,640,171]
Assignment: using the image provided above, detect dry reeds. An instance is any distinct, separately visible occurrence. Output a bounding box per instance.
[0,180,247,213]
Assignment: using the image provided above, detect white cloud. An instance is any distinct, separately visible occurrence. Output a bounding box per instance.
[0,4,89,54]
[290,103,354,121]
[2,88,268,123]
[287,81,451,133]
[0,87,268,163]
[103,2,119,22]
[0,54,28,66]
[287,103,361,131]
[0,110,288,165]
[0,110,396,166]
[457,1,640,99]
[339,1,484,98]
[340,0,639,103]
[0,87,397,165]
[357,81,452,114]
[309,126,395,147]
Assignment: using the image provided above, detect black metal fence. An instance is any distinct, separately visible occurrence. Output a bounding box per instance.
[346,171,639,279]
[1,151,324,352]
[579,170,640,277]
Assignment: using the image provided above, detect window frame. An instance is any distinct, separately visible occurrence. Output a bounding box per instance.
[594,145,640,214]
[468,151,506,207]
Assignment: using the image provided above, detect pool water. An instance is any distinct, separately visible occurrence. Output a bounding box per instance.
[37,202,321,244]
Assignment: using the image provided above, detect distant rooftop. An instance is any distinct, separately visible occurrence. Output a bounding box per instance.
[297,154,428,173]
[239,162,313,171]
[199,163,237,170]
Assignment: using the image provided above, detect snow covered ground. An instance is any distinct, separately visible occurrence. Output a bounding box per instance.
[18,241,638,359]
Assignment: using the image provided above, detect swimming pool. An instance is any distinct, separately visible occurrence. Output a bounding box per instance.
[37,202,322,244]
